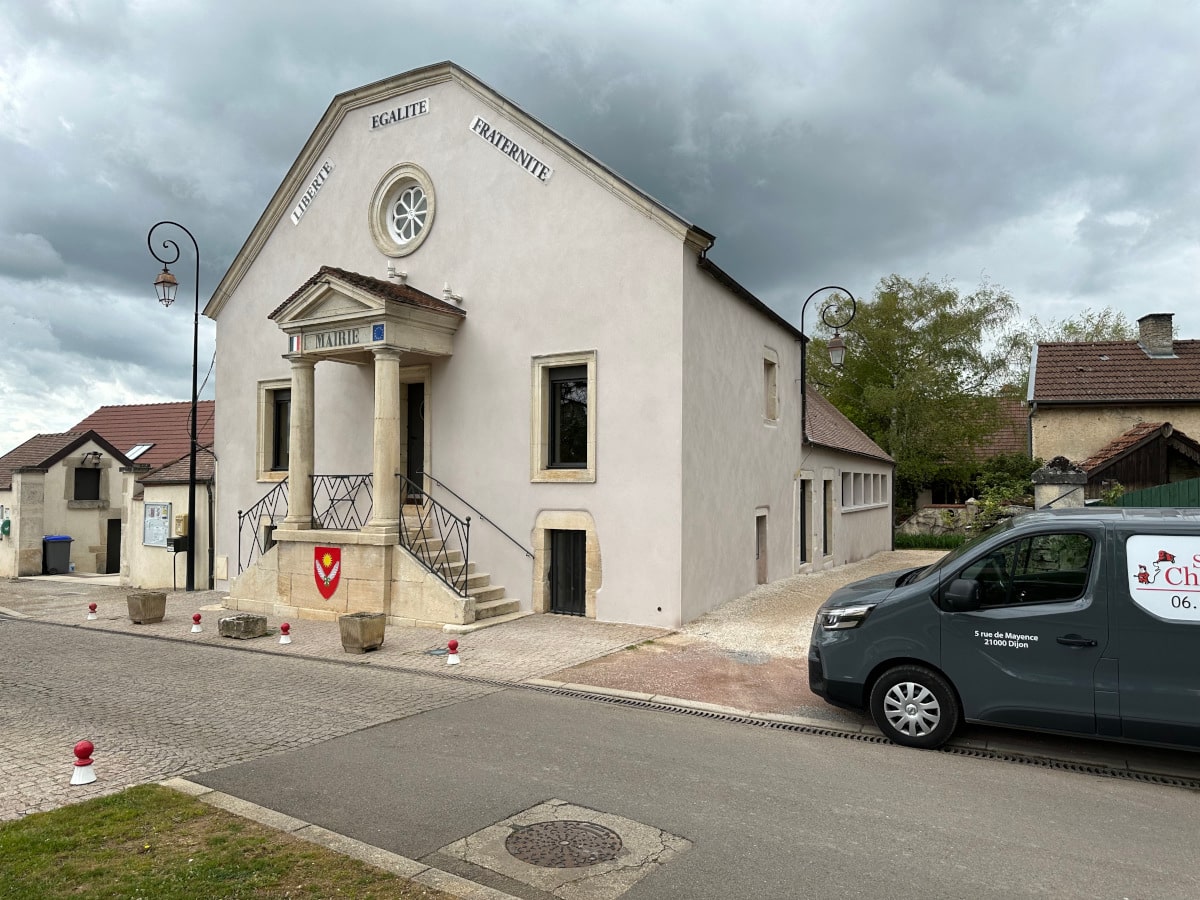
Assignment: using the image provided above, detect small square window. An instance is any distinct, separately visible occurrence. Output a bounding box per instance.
[74,468,100,501]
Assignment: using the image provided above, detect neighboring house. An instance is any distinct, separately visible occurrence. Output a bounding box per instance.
[1030,312,1200,463]
[1029,311,1200,505]
[207,61,893,630]
[0,431,133,577]
[69,402,216,590]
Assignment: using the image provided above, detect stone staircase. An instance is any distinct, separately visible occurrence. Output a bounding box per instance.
[401,507,522,624]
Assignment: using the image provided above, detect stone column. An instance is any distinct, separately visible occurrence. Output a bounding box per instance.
[281,355,316,530]
[365,348,402,536]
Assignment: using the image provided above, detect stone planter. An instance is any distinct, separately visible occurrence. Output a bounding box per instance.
[127,591,167,624]
[338,611,386,654]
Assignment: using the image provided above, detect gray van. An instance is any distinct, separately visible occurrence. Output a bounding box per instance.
[809,507,1200,750]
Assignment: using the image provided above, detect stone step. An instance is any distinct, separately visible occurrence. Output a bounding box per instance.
[468,583,506,604]
[443,609,533,634]
[474,597,521,620]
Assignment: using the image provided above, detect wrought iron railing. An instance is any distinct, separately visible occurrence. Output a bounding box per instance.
[237,479,289,573]
[399,473,471,596]
[237,474,374,573]
[313,474,373,530]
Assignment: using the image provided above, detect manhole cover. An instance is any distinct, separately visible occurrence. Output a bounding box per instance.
[505,820,623,868]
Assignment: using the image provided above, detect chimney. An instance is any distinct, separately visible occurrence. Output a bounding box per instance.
[1138,312,1175,358]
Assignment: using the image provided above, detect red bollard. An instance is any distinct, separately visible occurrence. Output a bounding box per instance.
[447,638,460,666]
[279,622,292,645]
[86,603,98,621]
[71,740,97,785]
[190,613,203,634]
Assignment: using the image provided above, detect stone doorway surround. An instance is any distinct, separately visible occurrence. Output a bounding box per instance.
[532,510,601,618]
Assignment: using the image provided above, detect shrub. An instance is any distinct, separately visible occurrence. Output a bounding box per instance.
[894,532,967,550]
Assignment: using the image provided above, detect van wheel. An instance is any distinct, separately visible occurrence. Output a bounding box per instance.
[869,665,959,749]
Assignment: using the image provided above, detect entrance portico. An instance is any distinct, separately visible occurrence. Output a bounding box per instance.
[270,265,465,539]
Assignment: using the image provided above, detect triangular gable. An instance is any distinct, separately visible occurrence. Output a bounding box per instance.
[205,62,714,319]
[0,430,133,490]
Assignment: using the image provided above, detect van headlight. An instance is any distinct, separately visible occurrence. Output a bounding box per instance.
[820,604,877,630]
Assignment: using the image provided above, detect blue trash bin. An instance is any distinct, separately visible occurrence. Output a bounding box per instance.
[43,535,72,575]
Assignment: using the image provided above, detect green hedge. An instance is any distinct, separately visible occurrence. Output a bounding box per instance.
[894,532,966,550]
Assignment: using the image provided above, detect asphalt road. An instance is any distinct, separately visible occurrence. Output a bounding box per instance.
[195,687,1200,899]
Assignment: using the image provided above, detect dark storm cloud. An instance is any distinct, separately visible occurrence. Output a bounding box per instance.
[1,0,1197,451]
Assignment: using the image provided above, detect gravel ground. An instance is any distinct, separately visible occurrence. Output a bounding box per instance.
[678,549,946,657]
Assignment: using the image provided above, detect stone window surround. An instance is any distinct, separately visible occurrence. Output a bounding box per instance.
[256,378,292,483]
[841,470,889,512]
[369,162,437,258]
[763,346,780,424]
[66,456,111,510]
[530,350,597,483]
[531,509,601,618]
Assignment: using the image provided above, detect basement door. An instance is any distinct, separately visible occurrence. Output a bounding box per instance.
[549,529,586,616]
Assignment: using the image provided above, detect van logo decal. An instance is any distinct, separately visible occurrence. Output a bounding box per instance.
[1126,536,1200,623]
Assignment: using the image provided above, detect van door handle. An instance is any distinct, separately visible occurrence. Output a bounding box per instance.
[1057,634,1098,648]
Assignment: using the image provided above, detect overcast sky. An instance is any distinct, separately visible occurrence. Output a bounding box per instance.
[1,0,1197,452]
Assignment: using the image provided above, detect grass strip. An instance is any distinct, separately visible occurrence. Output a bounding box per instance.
[0,784,455,899]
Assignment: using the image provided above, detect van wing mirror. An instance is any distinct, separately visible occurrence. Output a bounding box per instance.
[943,578,982,612]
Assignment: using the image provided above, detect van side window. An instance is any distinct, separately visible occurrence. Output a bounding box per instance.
[958,533,1094,608]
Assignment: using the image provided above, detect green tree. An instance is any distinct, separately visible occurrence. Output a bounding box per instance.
[809,275,1018,507]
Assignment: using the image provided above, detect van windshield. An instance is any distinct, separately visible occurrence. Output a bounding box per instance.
[910,517,1018,582]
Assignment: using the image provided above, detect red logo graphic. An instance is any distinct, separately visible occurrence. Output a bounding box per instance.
[1135,550,1176,586]
[314,547,341,599]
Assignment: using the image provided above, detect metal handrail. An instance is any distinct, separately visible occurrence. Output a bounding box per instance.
[420,470,533,560]
[398,473,471,596]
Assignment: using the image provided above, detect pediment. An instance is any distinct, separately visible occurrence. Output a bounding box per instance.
[273,278,385,327]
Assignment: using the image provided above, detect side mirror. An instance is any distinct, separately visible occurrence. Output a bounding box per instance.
[943,578,981,612]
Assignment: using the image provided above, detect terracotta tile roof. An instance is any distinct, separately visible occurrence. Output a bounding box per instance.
[974,397,1029,458]
[0,431,132,490]
[70,402,214,475]
[806,388,893,463]
[1031,340,1200,403]
[140,447,216,485]
[1081,421,1171,472]
[269,266,468,321]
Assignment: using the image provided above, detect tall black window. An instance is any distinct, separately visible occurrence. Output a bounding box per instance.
[548,365,587,468]
[271,389,291,471]
[74,468,100,501]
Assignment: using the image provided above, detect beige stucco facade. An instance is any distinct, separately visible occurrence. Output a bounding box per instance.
[205,63,893,629]
[0,439,130,578]
[124,481,214,591]
[1031,406,1200,463]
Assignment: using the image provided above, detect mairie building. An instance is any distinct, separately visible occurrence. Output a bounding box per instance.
[209,61,893,630]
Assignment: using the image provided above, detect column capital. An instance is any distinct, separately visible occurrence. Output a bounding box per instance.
[283,353,317,369]
[372,347,403,362]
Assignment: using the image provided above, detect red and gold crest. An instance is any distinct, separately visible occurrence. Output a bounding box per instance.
[314,547,341,599]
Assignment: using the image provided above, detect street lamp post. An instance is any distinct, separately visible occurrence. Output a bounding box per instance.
[147,221,200,592]
[798,285,857,444]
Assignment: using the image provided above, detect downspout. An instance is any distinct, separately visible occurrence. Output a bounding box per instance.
[1027,345,1038,458]
[207,480,215,590]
